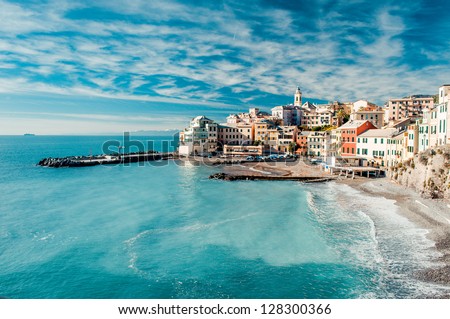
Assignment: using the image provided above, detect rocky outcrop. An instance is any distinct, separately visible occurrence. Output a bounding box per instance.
[390,146,450,199]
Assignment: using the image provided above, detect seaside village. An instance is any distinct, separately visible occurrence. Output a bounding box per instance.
[179,85,450,176]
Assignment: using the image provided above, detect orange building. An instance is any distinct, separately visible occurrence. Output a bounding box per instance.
[296,131,311,156]
[336,120,376,156]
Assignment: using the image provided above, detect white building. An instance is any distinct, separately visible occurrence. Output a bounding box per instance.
[406,123,419,159]
[438,84,450,145]
[418,113,430,153]
[386,133,406,168]
[307,131,331,159]
[294,86,302,106]
[301,102,333,128]
[436,102,448,146]
[271,104,302,126]
[416,102,447,149]
[356,128,397,167]
[179,116,218,156]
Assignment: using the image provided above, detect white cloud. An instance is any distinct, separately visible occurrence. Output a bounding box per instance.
[0,0,447,112]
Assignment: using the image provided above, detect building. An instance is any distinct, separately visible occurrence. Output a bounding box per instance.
[356,128,397,167]
[335,120,377,157]
[418,116,430,152]
[436,102,448,146]
[276,126,298,153]
[386,133,406,168]
[440,85,450,144]
[294,86,302,106]
[406,123,419,159]
[254,120,275,144]
[387,95,434,122]
[271,104,302,126]
[296,131,311,156]
[439,84,450,104]
[179,116,218,156]
[350,102,384,128]
[301,102,333,128]
[384,118,411,132]
[218,123,253,147]
[223,145,263,156]
[415,85,450,151]
[307,131,331,158]
[226,108,271,125]
[330,129,341,157]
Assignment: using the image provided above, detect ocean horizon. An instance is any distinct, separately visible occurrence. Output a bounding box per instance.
[0,135,447,298]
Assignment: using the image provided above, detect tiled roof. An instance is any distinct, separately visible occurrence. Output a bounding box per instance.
[358,128,397,138]
[337,120,370,129]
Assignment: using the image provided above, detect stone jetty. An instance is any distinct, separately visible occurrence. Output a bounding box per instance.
[38,151,176,168]
[209,172,336,182]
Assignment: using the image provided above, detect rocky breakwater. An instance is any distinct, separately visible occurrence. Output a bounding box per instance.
[38,151,174,168]
[38,155,119,167]
[209,172,336,182]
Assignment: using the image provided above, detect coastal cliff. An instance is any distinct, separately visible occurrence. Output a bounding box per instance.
[390,146,450,199]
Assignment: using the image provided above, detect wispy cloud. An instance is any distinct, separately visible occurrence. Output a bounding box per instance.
[0,0,449,134]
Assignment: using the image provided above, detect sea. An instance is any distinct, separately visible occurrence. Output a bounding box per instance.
[0,135,448,298]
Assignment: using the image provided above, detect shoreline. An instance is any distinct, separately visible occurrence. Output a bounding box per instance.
[211,158,450,293]
[338,178,450,291]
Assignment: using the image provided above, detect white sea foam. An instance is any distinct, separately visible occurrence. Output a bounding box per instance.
[304,181,450,298]
[124,213,260,278]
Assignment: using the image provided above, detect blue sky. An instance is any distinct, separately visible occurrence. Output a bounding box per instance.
[0,0,449,134]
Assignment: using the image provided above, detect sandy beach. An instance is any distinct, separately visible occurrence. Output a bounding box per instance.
[213,158,450,293]
[222,159,331,178]
[340,178,450,289]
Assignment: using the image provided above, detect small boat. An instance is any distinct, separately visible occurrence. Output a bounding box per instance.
[24,133,36,136]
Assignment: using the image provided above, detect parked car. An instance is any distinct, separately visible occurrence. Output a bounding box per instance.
[246,156,255,161]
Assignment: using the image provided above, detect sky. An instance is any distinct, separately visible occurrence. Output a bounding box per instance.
[0,0,449,134]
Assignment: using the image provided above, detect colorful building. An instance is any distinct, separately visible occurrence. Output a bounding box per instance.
[335,120,377,157]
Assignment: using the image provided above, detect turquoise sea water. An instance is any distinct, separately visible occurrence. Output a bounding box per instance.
[0,135,447,298]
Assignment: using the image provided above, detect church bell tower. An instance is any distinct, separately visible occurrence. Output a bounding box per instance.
[294,86,302,106]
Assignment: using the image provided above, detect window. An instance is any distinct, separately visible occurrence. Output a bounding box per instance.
[358,138,360,143]
[380,138,384,144]
[374,138,377,144]
[357,148,360,154]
